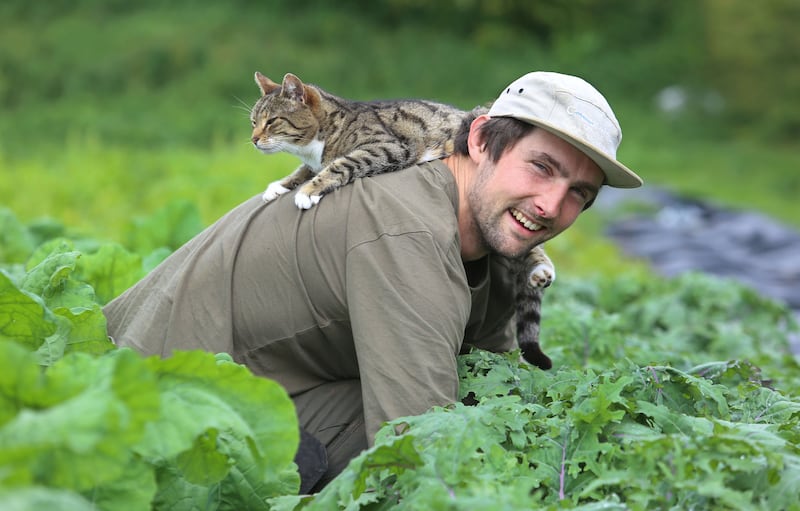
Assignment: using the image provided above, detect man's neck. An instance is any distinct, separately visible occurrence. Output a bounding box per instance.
[442,154,486,262]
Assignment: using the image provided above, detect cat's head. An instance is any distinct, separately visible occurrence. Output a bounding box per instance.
[250,72,322,155]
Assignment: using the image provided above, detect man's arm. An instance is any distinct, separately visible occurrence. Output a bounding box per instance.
[345,231,471,443]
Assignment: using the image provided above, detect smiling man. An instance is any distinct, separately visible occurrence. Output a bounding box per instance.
[456,121,604,261]
[104,71,642,493]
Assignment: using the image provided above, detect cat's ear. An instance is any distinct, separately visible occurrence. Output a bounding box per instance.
[280,73,307,102]
[254,72,280,96]
[280,73,322,109]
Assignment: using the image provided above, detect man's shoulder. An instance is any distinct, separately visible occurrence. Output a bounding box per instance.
[244,160,459,251]
[353,160,457,219]
[364,160,457,213]
[322,160,461,247]
[358,159,455,200]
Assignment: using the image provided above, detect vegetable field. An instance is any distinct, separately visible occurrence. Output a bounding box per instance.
[1,204,798,511]
[2,1,798,508]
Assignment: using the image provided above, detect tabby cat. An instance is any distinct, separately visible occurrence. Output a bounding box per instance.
[250,72,554,369]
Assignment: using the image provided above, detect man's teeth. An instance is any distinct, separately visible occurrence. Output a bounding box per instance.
[511,209,543,231]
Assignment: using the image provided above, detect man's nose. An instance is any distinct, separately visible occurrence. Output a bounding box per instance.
[533,183,567,219]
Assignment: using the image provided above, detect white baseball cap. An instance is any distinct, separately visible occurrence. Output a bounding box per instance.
[488,72,643,188]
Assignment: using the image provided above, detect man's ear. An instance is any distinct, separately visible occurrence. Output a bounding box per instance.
[467,114,490,162]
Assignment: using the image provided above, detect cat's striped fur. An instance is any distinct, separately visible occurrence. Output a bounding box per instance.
[250,72,554,369]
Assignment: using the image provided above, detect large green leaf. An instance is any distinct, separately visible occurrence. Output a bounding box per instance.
[0,271,56,351]
[138,351,300,509]
[0,346,159,490]
[76,243,143,305]
[14,242,114,362]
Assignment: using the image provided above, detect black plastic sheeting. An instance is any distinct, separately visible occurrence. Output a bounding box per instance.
[596,186,800,355]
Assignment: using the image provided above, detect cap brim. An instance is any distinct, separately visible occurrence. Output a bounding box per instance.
[494,115,643,188]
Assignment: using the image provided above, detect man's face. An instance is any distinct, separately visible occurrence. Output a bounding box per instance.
[467,126,604,259]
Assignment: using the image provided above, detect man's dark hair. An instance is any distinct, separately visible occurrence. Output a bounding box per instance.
[453,108,536,162]
[452,109,596,210]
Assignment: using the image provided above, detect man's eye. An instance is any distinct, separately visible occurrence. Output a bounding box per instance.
[576,187,587,197]
[572,187,590,201]
[533,162,550,174]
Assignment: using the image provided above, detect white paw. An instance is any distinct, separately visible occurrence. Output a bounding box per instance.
[528,264,556,288]
[262,182,291,203]
[294,193,322,210]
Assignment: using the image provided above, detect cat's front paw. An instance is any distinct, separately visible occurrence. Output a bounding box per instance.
[527,264,556,288]
[262,182,291,203]
[294,192,322,210]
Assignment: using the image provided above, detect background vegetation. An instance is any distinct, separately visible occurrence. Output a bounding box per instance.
[1,0,798,272]
[2,2,799,508]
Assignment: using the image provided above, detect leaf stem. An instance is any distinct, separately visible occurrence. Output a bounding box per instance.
[648,365,663,402]
[559,431,568,500]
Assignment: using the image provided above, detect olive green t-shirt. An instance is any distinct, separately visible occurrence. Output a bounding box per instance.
[104,160,517,442]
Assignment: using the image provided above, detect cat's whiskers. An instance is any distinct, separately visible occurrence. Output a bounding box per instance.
[232,98,259,123]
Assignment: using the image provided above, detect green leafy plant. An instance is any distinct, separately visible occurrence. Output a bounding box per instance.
[2,209,799,510]
[0,240,300,510]
[284,355,799,510]
[278,275,800,510]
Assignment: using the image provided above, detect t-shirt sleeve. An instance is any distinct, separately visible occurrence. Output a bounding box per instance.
[345,231,470,444]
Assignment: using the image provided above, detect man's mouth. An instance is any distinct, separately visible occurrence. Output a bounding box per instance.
[510,208,545,232]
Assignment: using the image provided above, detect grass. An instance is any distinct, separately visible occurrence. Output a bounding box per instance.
[0,140,290,240]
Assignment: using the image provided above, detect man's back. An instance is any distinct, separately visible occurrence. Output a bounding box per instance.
[105,160,474,408]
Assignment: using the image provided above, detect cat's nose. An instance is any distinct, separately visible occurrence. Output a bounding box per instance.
[251,135,259,145]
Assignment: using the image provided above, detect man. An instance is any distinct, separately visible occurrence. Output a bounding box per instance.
[104,71,642,492]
